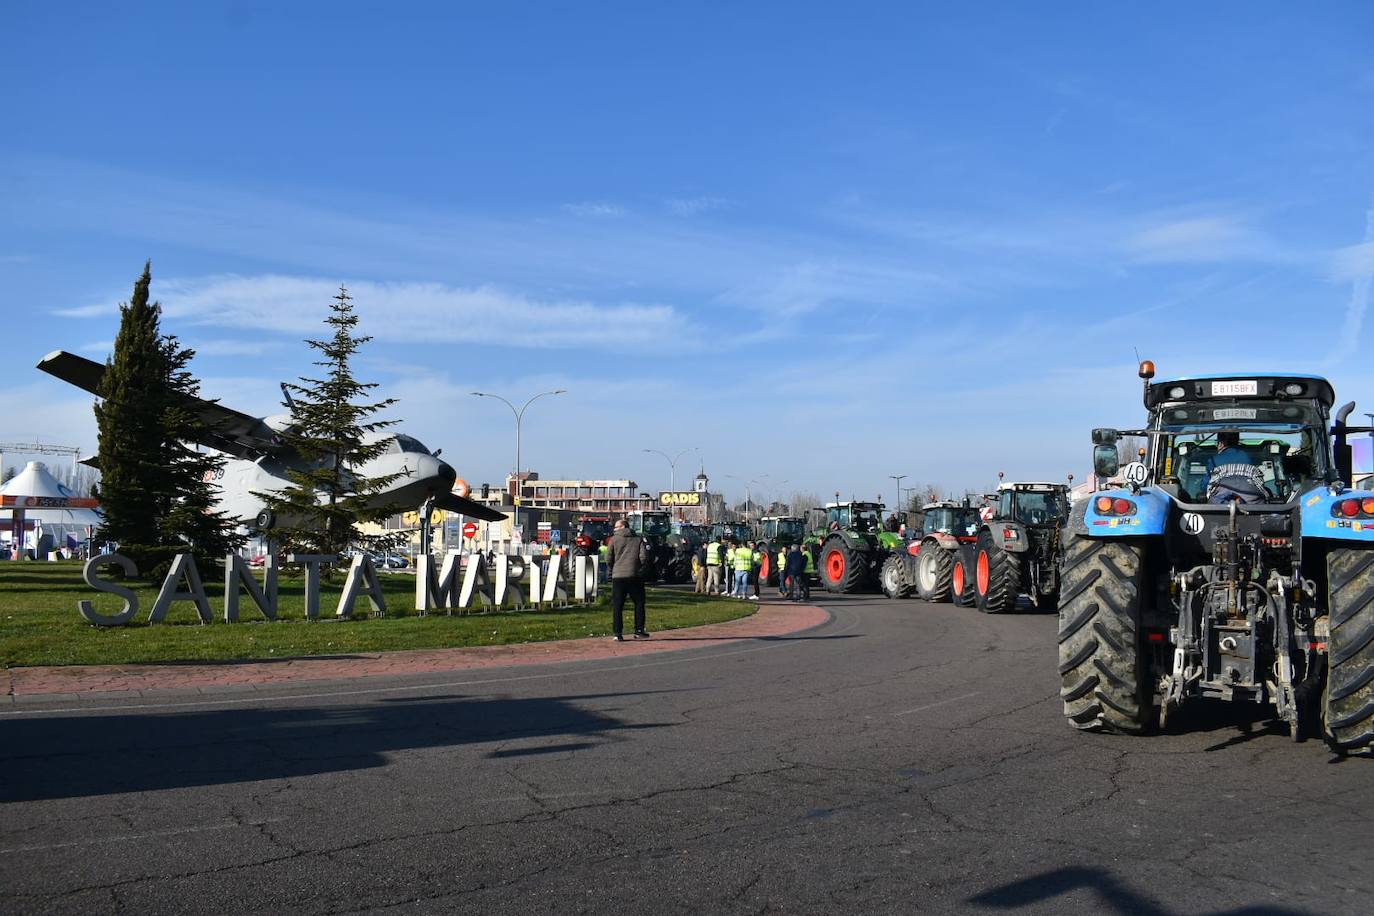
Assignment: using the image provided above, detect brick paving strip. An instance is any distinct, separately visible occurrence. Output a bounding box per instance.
[4,600,829,700]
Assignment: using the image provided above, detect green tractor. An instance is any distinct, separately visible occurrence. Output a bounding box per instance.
[628,509,693,583]
[804,501,903,593]
[711,521,752,545]
[758,515,807,586]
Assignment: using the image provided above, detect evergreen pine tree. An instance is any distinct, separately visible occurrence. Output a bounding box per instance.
[94,262,166,566]
[257,287,402,557]
[159,335,245,563]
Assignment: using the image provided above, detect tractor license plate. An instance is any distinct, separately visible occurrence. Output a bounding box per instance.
[1211,380,1257,396]
[1213,408,1257,420]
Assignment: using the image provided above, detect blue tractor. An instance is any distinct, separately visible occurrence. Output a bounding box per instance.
[1060,361,1374,752]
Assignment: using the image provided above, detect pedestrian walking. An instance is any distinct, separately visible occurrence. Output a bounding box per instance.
[603,518,650,640]
[705,535,725,594]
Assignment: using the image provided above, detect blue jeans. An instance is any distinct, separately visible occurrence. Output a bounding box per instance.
[733,570,749,597]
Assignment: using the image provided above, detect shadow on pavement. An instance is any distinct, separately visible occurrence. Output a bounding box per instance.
[969,865,1308,915]
[0,690,679,803]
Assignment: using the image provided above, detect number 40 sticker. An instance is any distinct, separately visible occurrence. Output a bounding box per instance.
[1122,462,1149,486]
[1180,513,1205,535]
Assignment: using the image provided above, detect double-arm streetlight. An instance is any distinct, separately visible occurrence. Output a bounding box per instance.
[471,388,567,505]
[642,447,698,492]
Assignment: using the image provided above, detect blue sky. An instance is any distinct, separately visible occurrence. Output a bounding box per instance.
[4,2,1374,505]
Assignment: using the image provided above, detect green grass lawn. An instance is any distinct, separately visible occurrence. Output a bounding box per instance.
[0,561,753,668]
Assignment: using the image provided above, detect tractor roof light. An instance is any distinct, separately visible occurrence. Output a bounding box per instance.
[1168,386,1187,399]
[1283,383,1305,396]
[1139,360,1156,379]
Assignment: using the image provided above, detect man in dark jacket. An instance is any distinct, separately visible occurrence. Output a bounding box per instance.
[603,519,649,640]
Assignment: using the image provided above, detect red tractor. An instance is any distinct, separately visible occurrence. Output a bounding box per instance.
[572,515,613,556]
[881,501,983,603]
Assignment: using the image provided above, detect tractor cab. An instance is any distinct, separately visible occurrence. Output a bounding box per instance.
[628,510,673,539]
[573,515,613,551]
[760,516,807,546]
[824,501,885,533]
[1095,375,1337,507]
[992,483,1069,528]
[921,502,981,539]
[711,521,752,543]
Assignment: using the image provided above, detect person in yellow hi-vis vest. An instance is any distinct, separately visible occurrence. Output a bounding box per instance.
[732,540,755,599]
[705,536,725,595]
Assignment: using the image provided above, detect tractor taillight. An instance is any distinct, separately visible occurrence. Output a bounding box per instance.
[1095,497,1113,513]
[1342,499,1360,517]
[1362,498,1374,515]
[1112,498,1135,516]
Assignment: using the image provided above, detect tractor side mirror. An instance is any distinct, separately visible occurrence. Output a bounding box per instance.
[1092,428,1121,446]
[1093,445,1120,479]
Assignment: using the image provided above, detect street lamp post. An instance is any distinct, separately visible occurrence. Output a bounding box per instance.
[642,447,697,492]
[471,388,567,512]
[889,474,907,513]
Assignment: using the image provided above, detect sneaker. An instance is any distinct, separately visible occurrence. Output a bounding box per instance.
[611,634,624,642]
[749,595,759,600]
[633,630,651,639]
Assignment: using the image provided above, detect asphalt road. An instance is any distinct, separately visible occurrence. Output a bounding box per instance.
[2,593,1370,915]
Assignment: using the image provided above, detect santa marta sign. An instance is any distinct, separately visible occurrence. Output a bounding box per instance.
[78,552,601,626]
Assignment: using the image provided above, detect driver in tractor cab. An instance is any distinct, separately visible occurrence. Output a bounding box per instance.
[1206,431,1267,504]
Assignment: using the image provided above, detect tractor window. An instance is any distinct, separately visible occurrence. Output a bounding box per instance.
[1161,426,1323,503]
[851,507,882,532]
[954,508,980,537]
[826,506,851,528]
[637,514,671,537]
[1013,491,1066,525]
[924,508,957,535]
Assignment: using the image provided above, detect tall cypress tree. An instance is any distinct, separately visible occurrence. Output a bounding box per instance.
[257,287,402,557]
[94,262,166,566]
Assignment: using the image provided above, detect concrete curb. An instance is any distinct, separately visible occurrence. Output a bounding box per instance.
[4,600,830,700]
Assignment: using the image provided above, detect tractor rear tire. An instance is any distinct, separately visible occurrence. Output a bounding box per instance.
[974,531,1019,614]
[1057,536,1150,734]
[914,541,955,602]
[952,546,977,608]
[1325,549,1374,751]
[880,554,913,598]
[819,539,866,594]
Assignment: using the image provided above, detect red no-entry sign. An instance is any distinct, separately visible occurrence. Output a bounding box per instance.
[462,521,478,539]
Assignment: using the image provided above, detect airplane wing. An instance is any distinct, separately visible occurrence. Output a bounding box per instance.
[37,350,283,459]
[433,491,508,522]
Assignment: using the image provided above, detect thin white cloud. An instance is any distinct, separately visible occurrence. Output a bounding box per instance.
[562,201,627,218]
[58,274,691,352]
[1330,196,1374,364]
[666,196,728,217]
[1125,215,1280,264]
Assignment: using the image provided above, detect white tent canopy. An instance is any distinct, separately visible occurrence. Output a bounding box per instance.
[2,461,100,551]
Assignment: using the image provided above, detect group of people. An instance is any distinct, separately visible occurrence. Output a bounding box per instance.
[692,536,813,603]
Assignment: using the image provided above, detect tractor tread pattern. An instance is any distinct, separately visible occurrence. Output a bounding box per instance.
[880,554,915,599]
[952,546,978,608]
[1326,549,1374,750]
[916,541,955,602]
[820,538,868,594]
[976,531,1020,615]
[1056,536,1148,734]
